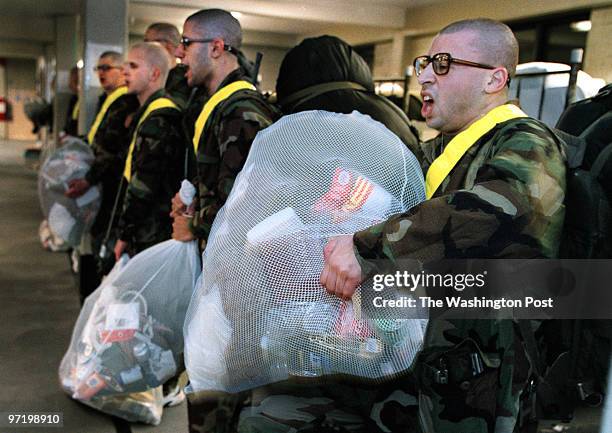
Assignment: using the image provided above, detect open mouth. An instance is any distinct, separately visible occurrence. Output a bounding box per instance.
[421,94,434,118]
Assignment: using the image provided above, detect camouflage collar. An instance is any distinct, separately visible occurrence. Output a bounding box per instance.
[216,67,250,92]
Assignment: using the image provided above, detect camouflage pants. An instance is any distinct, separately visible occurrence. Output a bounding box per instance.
[187,376,419,433]
[415,319,530,433]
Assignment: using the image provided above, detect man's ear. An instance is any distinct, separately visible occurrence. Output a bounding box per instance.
[150,66,161,82]
[209,38,225,59]
[485,67,509,94]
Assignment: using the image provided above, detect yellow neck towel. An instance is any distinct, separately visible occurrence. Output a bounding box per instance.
[87,86,128,145]
[425,104,527,199]
[192,80,256,153]
[123,97,179,181]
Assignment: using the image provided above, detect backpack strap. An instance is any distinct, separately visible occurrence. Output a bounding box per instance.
[552,128,588,169]
[518,320,544,380]
[279,81,367,109]
[591,142,612,178]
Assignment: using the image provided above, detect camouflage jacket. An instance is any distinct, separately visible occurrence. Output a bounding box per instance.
[166,64,191,110]
[354,114,566,433]
[85,91,139,237]
[63,94,79,136]
[188,68,279,246]
[354,115,566,262]
[117,89,187,254]
[85,91,139,186]
[183,86,209,140]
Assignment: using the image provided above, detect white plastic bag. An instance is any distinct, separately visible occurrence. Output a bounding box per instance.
[38,137,101,247]
[39,219,70,252]
[184,110,427,393]
[59,239,200,423]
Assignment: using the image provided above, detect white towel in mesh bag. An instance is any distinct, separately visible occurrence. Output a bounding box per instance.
[184,110,427,393]
[59,239,200,424]
[38,137,101,247]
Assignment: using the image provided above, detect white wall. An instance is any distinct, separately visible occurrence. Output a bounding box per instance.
[5,58,38,141]
[241,45,289,93]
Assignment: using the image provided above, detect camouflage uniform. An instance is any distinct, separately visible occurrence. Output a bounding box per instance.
[117,90,186,256]
[236,378,419,433]
[183,86,209,140]
[85,90,140,238]
[166,64,192,110]
[187,68,279,247]
[353,114,567,433]
[78,90,139,303]
[185,68,278,433]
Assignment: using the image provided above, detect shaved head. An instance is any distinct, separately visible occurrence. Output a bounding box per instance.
[99,50,123,65]
[130,42,173,83]
[186,9,242,49]
[145,22,180,46]
[439,18,518,78]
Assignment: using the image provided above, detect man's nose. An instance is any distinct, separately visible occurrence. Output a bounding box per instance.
[417,62,435,85]
[175,44,185,59]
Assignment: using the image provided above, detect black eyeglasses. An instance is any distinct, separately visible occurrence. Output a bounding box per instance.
[180,36,215,47]
[93,64,121,72]
[144,38,170,44]
[413,53,495,76]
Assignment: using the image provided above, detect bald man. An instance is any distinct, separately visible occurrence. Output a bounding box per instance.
[66,51,139,303]
[321,19,566,432]
[144,22,191,109]
[113,42,186,259]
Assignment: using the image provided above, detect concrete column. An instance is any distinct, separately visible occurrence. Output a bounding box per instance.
[0,59,7,140]
[388,33,406,78]
[53,15,79,142]
[584,6,612,83]
[79,0,128,135]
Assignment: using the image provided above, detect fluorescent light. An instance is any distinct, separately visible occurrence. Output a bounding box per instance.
[377,82,404,97]
[231,11,243,19]
[570,20,592,32]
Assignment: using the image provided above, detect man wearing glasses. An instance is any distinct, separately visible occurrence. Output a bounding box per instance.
[170,9,277,248]
[321,19,566,432]
[65,51,139,303]
[143,22,191,110]
[168,10,277,431]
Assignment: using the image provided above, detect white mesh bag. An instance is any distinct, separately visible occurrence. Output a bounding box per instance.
[185,110,427,393]
[59,239,200,423]
[38,137,101,247]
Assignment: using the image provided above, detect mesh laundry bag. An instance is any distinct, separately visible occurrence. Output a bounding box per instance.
[59,238,200,424]
[38,137,101,247]
[184,110,427,393]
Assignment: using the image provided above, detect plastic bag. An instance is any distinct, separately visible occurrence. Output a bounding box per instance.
[59,239,200,423]
[38,137,101,247]
[184,110,427,393]
[39,219,70,252]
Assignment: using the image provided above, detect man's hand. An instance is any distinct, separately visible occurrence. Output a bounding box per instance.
[114,239,127,261]
[172,214,195,242]
[320,235,363,299]
[65,178,90,198]
[170,192,186,218]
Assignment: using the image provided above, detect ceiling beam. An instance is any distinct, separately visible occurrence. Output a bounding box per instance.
[130,0,406,29]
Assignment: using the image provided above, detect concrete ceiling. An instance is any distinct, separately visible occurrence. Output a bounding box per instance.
[0,0,80,16]
[0,0,445,48]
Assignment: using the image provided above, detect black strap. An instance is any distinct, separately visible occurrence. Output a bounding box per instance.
[591,142,612,178]
[100,176,126,257]
[183,87,201,179]
[569,320,583,382]
[518,320,543,380]
[552,128,588,169]
[279,81,367,109]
